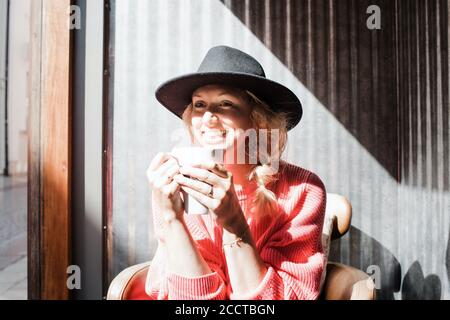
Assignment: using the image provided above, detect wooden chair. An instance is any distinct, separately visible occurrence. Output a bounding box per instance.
[107,193,376,300]
[320,193,376,300]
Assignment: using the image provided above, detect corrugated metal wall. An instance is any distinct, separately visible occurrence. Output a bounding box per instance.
[395,0,450,299]
[397,0,449,192]
[109,0,449,299]
[221,0,399,180]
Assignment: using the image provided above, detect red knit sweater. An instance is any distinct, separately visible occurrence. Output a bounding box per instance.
[146,160,327,300]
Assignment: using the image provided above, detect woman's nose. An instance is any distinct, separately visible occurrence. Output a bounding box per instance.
[202,110,218,124]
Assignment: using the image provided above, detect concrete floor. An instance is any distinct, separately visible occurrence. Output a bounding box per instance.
[0,174,27,300]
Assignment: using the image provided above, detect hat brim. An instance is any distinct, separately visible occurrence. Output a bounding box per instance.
[155,72,302,131]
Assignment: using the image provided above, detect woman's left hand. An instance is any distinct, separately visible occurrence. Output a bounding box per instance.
[173,161,245,232]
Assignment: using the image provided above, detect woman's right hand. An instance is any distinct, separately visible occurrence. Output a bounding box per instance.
[146,152,184,225]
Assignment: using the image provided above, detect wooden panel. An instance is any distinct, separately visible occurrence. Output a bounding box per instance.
[41,0,72,299]
[28,0,73,299]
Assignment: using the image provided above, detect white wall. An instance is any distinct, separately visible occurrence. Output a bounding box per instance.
[6,0,30,175]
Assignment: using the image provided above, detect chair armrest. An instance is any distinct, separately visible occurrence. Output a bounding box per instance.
[326,193,352,241]
[107,262,151,300]
[322,262,376,300]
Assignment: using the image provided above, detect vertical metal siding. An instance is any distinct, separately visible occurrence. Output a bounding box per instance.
[395,0,450,300]
[109,0,449,299]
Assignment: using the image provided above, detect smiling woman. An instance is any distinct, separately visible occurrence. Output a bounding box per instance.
[144,45,327,300]
[183,84,288,217]
[188,86,255,157]
[190,86,252,149]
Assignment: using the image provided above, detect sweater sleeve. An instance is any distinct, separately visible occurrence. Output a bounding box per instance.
[230,172,327,300]
[165,234,228,300]
[145,217,228,300]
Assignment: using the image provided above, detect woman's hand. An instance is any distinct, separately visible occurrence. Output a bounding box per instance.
[146,152,184,224]
[173,161,246,233]
[147,153,214,279]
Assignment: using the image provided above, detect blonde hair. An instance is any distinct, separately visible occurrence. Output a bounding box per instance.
[245,91,288,218]
[181,89,289,219]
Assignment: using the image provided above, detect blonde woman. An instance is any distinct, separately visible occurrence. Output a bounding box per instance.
[146,46,326,300]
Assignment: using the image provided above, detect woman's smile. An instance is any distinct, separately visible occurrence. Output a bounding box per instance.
[200,130,229,148]
[201,129,227,137]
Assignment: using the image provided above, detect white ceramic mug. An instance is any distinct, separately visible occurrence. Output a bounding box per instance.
[170,147,221,215]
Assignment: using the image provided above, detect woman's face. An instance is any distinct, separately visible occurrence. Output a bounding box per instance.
[190,84,254,152]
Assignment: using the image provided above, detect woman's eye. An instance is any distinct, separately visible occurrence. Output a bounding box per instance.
[193,102,205,109]
[219,101,234,107]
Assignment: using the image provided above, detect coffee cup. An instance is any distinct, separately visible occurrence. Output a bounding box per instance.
[170,146,221,215]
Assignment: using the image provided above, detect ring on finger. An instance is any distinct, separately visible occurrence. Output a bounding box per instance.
[208,185,214,197]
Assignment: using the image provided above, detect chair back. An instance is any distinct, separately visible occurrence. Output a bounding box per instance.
[321,193,376,300]
[325,193,352,241]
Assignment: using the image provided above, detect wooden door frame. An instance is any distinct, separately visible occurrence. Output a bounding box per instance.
[28,0,73,300]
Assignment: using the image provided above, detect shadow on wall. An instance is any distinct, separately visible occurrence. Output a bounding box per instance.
[401,261,441,300]
[329,226,401,299]
[329,226,446,300]
[220,0,400,183]
[446,229,450,285]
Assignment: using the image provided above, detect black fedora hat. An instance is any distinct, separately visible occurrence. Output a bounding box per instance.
[155,45,302,131]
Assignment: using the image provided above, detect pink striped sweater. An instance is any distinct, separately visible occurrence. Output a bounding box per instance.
[146,160,327,300]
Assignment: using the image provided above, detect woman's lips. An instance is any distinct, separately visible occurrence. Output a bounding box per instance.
[201,130,227,143]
